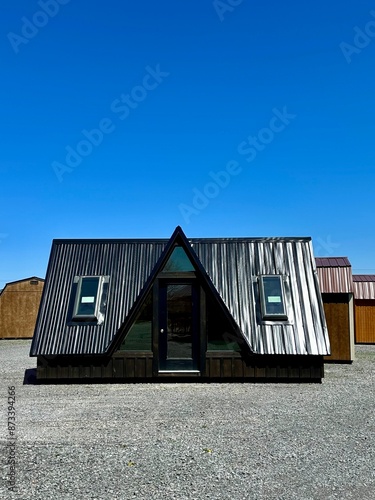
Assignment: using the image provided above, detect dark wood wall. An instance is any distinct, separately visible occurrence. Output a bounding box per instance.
[36,353,154,380]
[37,351,323,382]
[355,299,375,343]
[321,293,354,362]
[205,352,323,380]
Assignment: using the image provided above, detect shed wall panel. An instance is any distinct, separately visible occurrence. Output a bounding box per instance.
[316,266,352,293]
[0,279,44,338]
[322,294,353,361]
[353,280,375,300]
[355,299,375,343]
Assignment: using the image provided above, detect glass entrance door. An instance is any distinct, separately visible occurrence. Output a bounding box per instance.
[159,281,199,371]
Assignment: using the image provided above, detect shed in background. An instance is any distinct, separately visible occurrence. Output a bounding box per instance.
[353,275,375,344]
[0,277,44,339]
[315,257,355,362]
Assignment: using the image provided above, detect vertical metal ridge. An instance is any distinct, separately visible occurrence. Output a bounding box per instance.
[353,276,375,299]
[32,239,167,356]
[316,265,353,294]
[194,238,329,355]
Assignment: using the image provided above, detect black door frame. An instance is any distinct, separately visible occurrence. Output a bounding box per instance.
[153,277,206,374]
[159,278,198,371]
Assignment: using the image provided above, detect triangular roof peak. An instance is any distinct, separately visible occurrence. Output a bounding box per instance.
[5,276,44,285]
[166,225,190,244]
[0,276,44,298]
[156,225,196,265]
[109,225,241,353]
[147,226,220,287]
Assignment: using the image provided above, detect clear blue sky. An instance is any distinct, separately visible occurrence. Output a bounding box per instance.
[1,0,375,288]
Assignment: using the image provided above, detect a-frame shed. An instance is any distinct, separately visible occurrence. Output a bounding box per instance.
[31,227,329,381]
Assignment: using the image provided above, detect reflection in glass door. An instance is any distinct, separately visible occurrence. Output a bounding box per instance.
[159,281,198,371]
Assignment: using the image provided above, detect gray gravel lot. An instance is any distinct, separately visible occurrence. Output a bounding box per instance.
[1,340,375,500]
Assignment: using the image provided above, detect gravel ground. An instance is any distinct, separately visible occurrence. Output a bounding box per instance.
[0,340,375,500]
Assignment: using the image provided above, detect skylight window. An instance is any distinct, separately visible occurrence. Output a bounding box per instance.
[72,276,109,322]
[259,275,287,320]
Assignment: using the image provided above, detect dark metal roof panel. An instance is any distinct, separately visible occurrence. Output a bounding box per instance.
[315,257,351,267]
[353,274,375,282]
[30,240,166,356]
[353,275,375,299]
[31,235,330,357]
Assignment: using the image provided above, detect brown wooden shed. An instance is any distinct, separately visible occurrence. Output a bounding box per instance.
[315,257,355,363]
[353,275,375,344]
[0,277,44,339]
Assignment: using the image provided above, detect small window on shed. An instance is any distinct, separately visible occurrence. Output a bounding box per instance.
[259,275,287,320]
[72,276,109,323]
[30,280,39,285]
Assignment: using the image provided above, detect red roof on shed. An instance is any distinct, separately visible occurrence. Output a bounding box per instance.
[315,257,351,268]
[315,257,352,293]
[353,275,375,282]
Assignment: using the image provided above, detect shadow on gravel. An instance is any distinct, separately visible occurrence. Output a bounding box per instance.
[23,368,38,385]
[21,373,321,385]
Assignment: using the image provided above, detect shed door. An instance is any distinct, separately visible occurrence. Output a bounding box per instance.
[159,281,199,371]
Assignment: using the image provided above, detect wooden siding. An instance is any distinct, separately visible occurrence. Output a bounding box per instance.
[0,279,44,339]
[37,353,154,380]
[37,352,323,381]
[205,352,323,380]
[321,293,354,362]
[355,299,375,343]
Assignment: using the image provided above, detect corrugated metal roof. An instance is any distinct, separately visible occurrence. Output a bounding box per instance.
[353,275,375,282]
[30,240,166,356]
[353,275,375,299]
[196,238,329,356]
[30,228,330,357]
[315,257,351,267]
[315,257,353,293]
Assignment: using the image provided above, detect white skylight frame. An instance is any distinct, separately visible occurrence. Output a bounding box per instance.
[259,275,288,321]
[72,276,108,322]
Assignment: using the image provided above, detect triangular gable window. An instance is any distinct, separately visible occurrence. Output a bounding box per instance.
[206,295,242,352]
[118,291,152,351]
[161,246,195,273]
[111,227,246,357]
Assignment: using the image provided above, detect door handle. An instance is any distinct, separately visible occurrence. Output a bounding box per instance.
[160,329,164,333]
